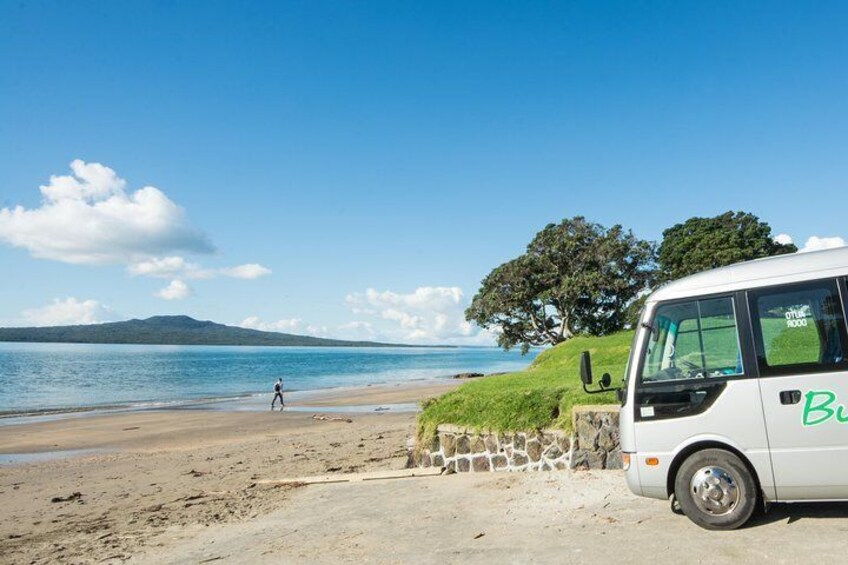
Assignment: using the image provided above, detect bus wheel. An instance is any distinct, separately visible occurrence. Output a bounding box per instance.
[673,448,757,530]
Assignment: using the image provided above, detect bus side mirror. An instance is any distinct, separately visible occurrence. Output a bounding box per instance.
[580,351,615,395]
[580,351,593,385]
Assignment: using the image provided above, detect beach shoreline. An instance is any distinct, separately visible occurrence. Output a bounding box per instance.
[0,376,461,428]
[0,378,459,564]
[0,379,460,454]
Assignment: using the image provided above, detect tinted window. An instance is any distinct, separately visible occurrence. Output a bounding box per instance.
[749,280,848,376]
[641,296,743,383]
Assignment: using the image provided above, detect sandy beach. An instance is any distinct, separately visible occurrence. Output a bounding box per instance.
[0,380,459,564]
[7,378,848,565]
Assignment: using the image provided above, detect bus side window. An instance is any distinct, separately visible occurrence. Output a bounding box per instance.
[749,280,848,376]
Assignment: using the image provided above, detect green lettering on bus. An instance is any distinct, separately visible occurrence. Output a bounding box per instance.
[802,390,836,426]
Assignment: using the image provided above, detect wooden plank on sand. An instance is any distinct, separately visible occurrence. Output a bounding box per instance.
[256,467,443,486]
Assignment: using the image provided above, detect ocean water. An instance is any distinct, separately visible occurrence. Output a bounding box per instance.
[0,343,538,414]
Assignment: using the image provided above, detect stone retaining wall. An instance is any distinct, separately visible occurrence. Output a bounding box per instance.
[410,405,620,473]
[411,425,572,472]
[570,406,622,470]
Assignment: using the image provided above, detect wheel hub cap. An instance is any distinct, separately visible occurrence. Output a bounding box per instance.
[690,466,739,516]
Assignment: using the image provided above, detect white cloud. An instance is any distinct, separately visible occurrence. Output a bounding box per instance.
[21,298,118,327]
[305,325,330,338]
[1,160,271,300]
[241,285,498,345]
[774,233,846,253]
[774,233,794,246]
[128,256,200,278]
[219,263,272,280]
[334,321,376,341]
[0,159,213,265]
[381,308,422,329]
[128,256,271,280]
[337,320,374,333]
[345,286,492,345]
[155,279,193,300]
[39,160,126,202]
[350,287,465,312]
[800,236,846,253]
[240,316,304,332]
[239,316,379,341]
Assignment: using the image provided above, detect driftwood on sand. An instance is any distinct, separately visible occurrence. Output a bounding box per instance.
[255,468,443,486]
[311,414,353,424]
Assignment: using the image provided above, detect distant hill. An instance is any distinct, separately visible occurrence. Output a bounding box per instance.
[0,315,410,347]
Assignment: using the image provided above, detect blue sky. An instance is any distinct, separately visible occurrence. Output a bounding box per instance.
[1,1,847,344]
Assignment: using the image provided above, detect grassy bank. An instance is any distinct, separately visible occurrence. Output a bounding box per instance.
[417,331,633,441]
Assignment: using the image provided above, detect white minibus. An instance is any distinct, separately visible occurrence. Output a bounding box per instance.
[580,246,848,529]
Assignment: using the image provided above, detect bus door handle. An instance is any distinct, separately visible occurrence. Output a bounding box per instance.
[779,390,802,405]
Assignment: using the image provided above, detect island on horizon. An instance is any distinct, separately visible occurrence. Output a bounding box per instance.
[0,315,439,348]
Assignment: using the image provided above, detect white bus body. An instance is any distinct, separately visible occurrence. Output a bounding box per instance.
[617,246,848,529]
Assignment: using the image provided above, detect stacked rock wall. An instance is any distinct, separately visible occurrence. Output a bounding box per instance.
[411,405,620,473]
[570,406,622,470]
[412,425,571,472]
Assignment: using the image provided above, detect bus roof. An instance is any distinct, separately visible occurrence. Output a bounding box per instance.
[649,246,848,303]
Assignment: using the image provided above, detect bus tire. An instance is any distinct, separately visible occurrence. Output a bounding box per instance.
[673,448,757,530]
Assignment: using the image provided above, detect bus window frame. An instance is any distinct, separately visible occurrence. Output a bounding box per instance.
[841,277,848,331]
[737,290,761,380]
[635,291,752,390]
[746,278,848,379]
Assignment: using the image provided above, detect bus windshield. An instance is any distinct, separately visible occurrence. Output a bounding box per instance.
[641,296,744,383]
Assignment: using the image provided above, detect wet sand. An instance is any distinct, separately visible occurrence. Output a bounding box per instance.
[0,380,459,564]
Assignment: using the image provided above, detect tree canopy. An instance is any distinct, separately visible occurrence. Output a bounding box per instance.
[466,217,656,353]
[657,211,796,283]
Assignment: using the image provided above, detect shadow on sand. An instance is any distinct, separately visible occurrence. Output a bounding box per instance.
[746,501,848,527]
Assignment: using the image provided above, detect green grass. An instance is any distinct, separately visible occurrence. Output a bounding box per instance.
[416,331,633,441]
[416,317,834,442]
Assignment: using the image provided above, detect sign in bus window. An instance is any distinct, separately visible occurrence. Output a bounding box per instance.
[752,281,848,373]
[641,297,743,383]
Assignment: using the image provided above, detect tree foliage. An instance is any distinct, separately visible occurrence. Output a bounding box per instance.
[466,217,656,352]
[657,211,796,283]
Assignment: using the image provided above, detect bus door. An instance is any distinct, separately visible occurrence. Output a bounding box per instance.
[749,279,848,500]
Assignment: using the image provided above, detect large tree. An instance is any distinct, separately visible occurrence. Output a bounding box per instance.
[657,211,797,283]
[466,217,656,353]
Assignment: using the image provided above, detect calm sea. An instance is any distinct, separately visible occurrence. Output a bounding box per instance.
[0,343,537,414]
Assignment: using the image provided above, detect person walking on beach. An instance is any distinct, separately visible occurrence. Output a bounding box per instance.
[271,378,285,410]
